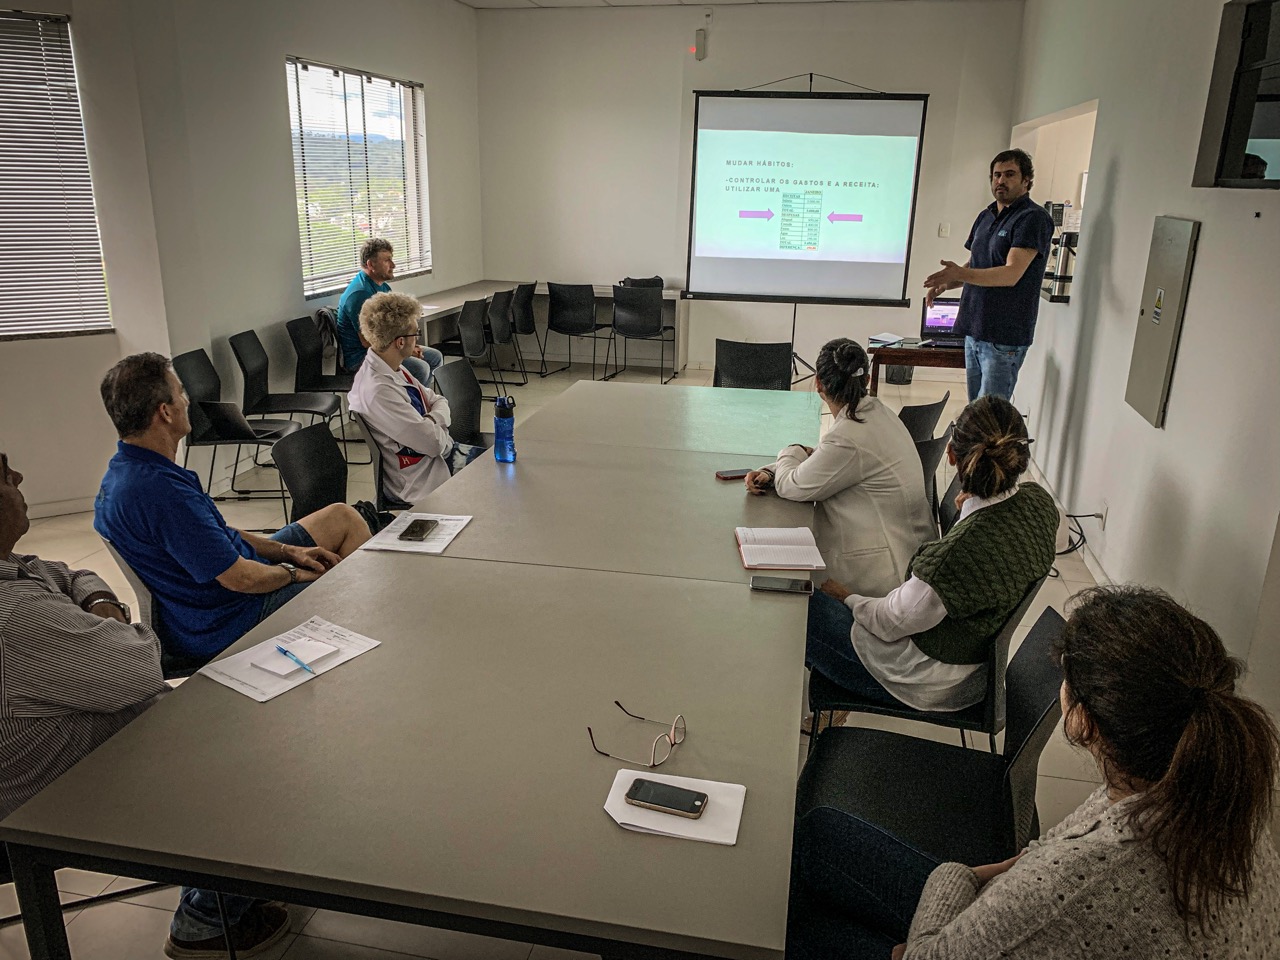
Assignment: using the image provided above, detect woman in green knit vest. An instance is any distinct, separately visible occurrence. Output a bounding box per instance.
[806,395,1058,713]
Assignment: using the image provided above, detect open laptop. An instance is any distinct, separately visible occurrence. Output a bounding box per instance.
[920,297,964,348]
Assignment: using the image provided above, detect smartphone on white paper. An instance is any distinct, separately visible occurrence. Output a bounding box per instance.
[625,778,708,819]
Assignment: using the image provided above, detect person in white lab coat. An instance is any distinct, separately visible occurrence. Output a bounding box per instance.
[745,338,935,598]
[349,293,482,505]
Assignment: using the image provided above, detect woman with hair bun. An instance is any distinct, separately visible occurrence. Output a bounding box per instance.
[788,585,1280,958]
[745,337,935,599]
[807,394,1058,713]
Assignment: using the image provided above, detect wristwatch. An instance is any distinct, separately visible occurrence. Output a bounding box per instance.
[86,597,131,622]
[280,562,299,585]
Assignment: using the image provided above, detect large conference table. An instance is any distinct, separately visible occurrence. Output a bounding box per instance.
[0,382,821,960]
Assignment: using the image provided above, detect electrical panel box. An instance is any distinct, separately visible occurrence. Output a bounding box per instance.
[1124,216,1200,428]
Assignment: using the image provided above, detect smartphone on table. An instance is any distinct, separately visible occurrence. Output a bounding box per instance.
[624,778,708,819]
[749,575,814,595]
[715,468,752,481]
[398,518,439,542]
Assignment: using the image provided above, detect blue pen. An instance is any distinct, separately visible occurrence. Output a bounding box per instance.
[276,644,315,675]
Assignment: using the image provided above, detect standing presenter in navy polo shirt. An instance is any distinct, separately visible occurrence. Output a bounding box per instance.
[924,149,1055,402]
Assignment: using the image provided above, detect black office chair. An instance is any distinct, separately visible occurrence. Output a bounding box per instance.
[457,297,506,398]
[809,575,1049,755]
[897,390,951,443]
[916,424,954,525]
[287,315,369,465]
[619,275,664,288]
[229,330,341,423]
[171,350,299,519]
[351,411,412,513]
[511,282,543,377]
[487,288,527,386]
[939,471,964,536]
[272,423,348,524]
[432,359,495,449]
[602,285,675,384]
[543,282,609,379]
[712,339,793,391]
[796,610,1066,894]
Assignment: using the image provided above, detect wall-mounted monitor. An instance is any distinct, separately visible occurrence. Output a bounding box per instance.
[684,91,928,306]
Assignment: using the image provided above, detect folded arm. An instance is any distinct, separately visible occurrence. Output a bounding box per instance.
[772,436,866,503]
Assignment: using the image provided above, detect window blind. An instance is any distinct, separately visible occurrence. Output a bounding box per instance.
[0,13,110,338]
[286,57,431,297]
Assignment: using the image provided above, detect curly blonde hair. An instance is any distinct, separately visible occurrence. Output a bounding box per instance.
[360,292,422,352]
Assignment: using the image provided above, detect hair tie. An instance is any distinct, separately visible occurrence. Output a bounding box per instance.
[853,368,865,377]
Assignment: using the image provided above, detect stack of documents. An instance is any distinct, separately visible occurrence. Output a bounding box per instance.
[362,513,472,554]
[604,770,747,845]
[868,332,904,346]
[735,527,826,570]
[200,617,380,702]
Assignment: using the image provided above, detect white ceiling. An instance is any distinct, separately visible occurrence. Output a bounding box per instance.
[459,0,963,9]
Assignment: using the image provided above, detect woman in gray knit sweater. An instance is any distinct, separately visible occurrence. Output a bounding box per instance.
[790,586,1280,958]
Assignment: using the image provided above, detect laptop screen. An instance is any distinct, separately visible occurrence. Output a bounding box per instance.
[921,297,961,337]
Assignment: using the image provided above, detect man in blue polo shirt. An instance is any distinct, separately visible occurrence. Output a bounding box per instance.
[94,353,370,671]
[924,149,1055,402]
[337,237,443,383]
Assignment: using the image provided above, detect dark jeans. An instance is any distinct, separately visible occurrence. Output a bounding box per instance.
[787,806,940,959]
[805,592,909,711]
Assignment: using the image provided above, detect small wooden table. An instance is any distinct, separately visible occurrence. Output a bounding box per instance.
[866,344,967,396]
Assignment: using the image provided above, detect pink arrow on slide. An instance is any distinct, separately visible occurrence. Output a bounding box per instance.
[739,209,774,220]
[827,212,864,223]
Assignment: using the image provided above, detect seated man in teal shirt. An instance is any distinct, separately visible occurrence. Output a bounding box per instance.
[337,237,443,382]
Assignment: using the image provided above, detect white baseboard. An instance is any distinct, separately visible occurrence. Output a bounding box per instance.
[27,497,98,520]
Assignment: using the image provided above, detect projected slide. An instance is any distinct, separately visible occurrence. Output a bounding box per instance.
[694,130,918,263]
[685,92,927,304]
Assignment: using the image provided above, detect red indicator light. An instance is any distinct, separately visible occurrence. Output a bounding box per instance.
[688,46,697,54]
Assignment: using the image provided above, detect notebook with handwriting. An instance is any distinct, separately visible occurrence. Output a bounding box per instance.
[735,527,826,571]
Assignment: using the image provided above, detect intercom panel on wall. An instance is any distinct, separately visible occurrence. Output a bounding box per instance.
[1124,216,1201,428]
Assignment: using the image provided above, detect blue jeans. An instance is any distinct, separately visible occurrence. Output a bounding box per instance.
[786,806,940,958]
[964,336,1029,403]
[403,350,444,386]
[806,592,908,711]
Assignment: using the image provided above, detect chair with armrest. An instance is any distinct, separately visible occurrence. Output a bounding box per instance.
[712,339,793,391]
[809,574,1049,755]
[897,390,951,443]
[543,283,610,379]
[431,359,495,450]
[510,282,543,378]
[793,608,1066,945]
[602,285,675,384]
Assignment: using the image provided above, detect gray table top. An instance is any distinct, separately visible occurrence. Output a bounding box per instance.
[412,440,813,584]
[520,382,823,457]
[0,559,807,960]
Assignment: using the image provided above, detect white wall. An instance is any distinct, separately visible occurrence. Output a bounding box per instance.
[1010,0,1280,695]
[1,0,484,511]
[476,0,1024,368]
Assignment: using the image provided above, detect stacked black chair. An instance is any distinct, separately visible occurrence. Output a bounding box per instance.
[809,574,1049,755]
[619,275,664,288]
[272,422,348,524]
[351,411,412,513]
[229,330,341,424]
[457,298,505,398]
[795,610,1066,920]
[939,471,964,536]
[510,282,543,377]
[543,282,610,379]
[432,359,495,449]
[487,288,526,386]
[897,390,951,443]
[286,314,369,465]
[171,349,299,520]
[712,339,793,391]
[916,424,954,527]
[602,285,675,384]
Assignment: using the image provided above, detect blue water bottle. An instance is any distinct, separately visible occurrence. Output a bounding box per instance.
[494,395,516,463]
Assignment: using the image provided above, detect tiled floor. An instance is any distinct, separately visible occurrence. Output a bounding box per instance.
[6,364,1103,959]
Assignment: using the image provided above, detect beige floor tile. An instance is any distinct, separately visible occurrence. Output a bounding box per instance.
[1036,775,1099,834]
[55,869,116,897]
[302,911,533,960]
[1022,576,1072,629]
[100,878,181,912]
[282,935,430,960]
[63,900,176,960]
[1037,724,1103,784]
[0,882,84,919]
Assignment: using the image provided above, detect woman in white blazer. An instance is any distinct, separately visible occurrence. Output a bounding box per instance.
[745,338,935,598]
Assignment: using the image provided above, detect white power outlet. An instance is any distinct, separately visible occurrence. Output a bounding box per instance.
[938,222,951,238]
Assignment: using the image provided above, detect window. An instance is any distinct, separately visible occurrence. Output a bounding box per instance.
[0,12,110,339]
[1195,0,1280,188]
[286,57,431,297]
